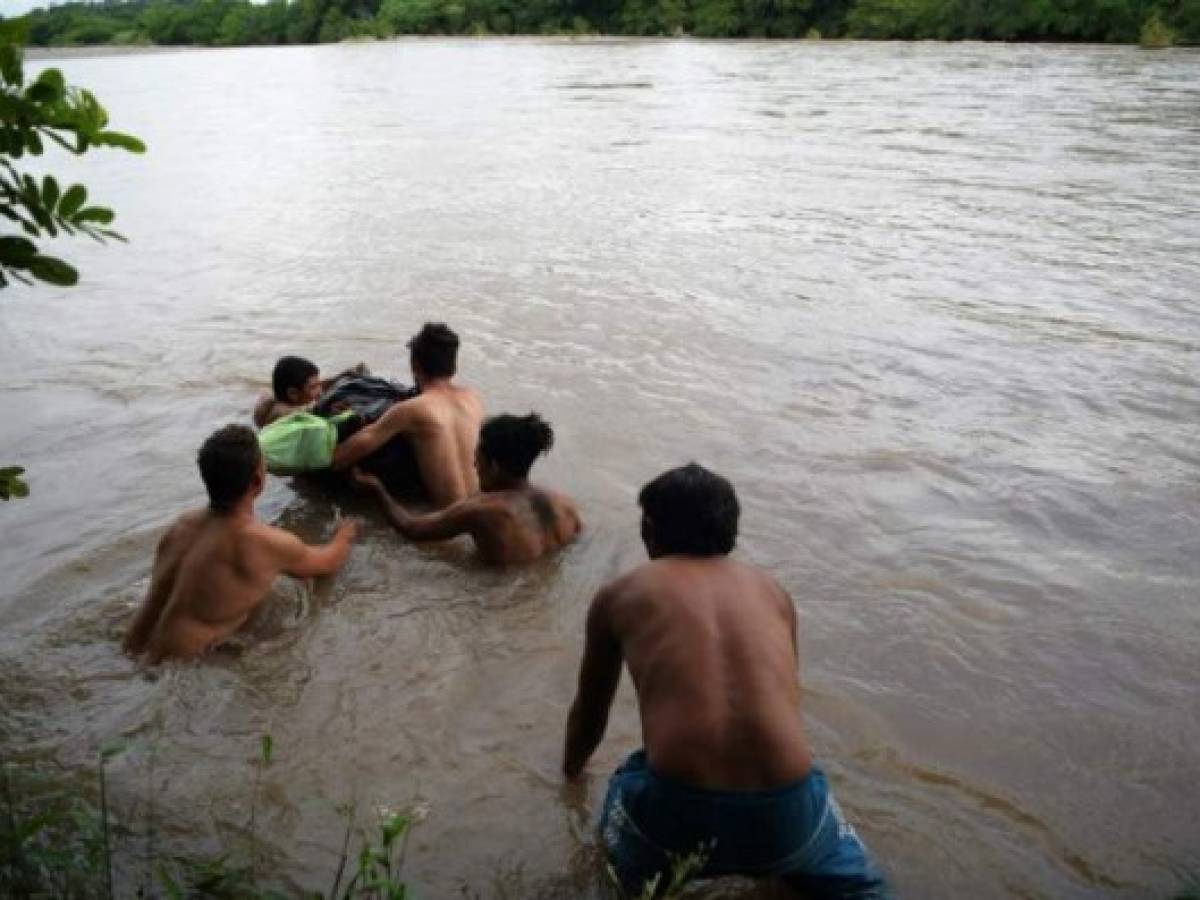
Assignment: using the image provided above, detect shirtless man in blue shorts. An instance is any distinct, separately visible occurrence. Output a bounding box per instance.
[563,464,888,898]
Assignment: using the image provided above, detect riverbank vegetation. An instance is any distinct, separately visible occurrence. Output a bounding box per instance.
[2,739,422,899]
[9,0,1200,46]
[2,736,705,899]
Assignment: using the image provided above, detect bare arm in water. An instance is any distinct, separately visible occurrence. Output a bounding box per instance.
[125,517,358,663]
[563,585,625,778]
[124,521,191,656]
[267,519,359,577]
[352,469,481,542]
[330,401,418,471]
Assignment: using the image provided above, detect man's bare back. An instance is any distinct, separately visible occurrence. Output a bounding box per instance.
[393,385,484,505]
[355,471,580,565]
[468,485,581,564]
[333,383,483,508]
[564,464,886,896]
[124,510,357,663]
[125,424,357,664]
[599,557,811,788]
[331,323,482,508]
[564,463,812,789]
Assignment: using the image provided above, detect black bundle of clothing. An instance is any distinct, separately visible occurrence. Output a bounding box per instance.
[313,374,423,492]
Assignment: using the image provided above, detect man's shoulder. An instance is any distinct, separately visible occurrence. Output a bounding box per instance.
[381,392,434,425]
[449,384,484,417]
[164,508,208,542]
[242,519,300,548]
[598,563,657,607]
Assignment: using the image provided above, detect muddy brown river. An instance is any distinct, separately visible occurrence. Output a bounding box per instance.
[2,38,1198,899]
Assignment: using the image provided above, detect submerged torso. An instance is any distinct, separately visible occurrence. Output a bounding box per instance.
[471,485,581,564]
[146,511,277,662]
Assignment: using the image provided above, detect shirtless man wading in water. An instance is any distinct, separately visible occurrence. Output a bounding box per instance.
[563,464,888,898]
[331,323,483,509]
[124,425,357,663]
[353,413,581,565]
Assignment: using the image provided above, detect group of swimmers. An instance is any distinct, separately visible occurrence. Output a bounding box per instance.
[122,322,889,898]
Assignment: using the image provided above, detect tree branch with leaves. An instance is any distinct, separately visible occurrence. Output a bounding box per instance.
[1,18,145,498]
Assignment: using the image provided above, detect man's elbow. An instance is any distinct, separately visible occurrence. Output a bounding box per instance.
[330,445,353,471]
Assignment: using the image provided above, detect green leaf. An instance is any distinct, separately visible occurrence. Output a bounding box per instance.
[0,236,37,267]
[59,184,88,218]
[95,131,146,154]
[0,44,22,89]
[42,176,59,211]
[73,207,114,225]
[0,465,29,501]
[28,255,79,287]
[27,68,65,104]
[260,733,273,765]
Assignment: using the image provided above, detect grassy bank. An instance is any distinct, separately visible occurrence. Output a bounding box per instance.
[1,736,712,900]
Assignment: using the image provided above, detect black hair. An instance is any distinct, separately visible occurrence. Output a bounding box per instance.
[478,413,554,479]
[638,463,739,557]
[408,323,459,378]
[197,424,262,514]
[272,356,319,402]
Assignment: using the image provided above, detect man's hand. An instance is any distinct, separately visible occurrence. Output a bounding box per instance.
[334,518,360,544]
[351,467,386,495]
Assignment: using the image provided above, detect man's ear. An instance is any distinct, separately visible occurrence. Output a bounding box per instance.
[640,514,658,559]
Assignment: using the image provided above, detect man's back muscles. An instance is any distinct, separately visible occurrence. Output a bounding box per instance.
[610,557,811,790]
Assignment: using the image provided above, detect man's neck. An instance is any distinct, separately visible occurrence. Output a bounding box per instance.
[209,498,256,522]
[419,376,455,393]
[487,475,528,493]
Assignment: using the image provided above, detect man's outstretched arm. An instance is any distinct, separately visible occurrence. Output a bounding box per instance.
[353,469,477,542]
[330,402,414,470]
[273,520,358,578]
[563,587,623,779]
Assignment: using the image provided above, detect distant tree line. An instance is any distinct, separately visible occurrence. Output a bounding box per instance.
[9,0,1200,47]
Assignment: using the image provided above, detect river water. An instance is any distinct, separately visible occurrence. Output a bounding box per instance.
[2,39,1198,899]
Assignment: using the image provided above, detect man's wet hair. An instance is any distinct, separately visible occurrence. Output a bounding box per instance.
[638,463,740,557]
[479,413,554,479]
[408,323,459,378]
[272,356,319,402]
[198,424,262,514]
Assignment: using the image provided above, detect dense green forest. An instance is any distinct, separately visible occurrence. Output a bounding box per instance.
[9,0,1200,46]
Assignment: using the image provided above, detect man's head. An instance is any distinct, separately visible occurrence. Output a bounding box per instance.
[198,424,265,514]
[271,356,321,405]
[408,323,459,385]
[638,463,739,559]
[476,413,554,489]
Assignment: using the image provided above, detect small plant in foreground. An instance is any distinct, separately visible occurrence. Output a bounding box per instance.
[606,843,711,900]
[2,735,422,899]
[334,805,424,900]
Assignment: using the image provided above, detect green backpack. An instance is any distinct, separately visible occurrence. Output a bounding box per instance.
[258,411,353,475]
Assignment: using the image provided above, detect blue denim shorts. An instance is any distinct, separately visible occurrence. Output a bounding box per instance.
[600,750,889,898]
